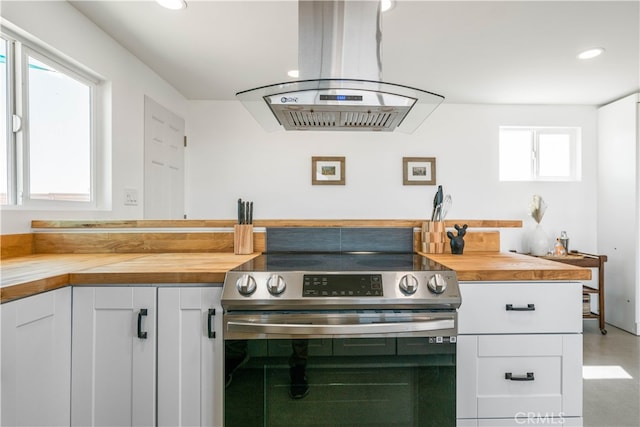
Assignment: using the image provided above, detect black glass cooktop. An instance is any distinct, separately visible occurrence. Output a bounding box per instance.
[231,253,451,272]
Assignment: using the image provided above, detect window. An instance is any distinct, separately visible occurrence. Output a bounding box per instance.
[1,31,99,207]
[499,126,581,182]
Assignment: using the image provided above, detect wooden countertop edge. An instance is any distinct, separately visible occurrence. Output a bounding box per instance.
[69,272,227,285]
[31,219,523,229]
[2,251,590,304]
[0,274,70,304]
[455,270,592,281]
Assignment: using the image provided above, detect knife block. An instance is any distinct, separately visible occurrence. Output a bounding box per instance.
[234,224,254,255]
[421,221,446,254]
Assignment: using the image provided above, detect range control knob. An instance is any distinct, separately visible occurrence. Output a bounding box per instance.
[399,274,419,295]
[266,273,286,295]
[236,274,257,296]
[427,273,447,294]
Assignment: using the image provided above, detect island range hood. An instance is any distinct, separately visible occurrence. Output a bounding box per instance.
[236,1,444,133]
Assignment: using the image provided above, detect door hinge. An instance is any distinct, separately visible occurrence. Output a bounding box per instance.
[184,136,187,147]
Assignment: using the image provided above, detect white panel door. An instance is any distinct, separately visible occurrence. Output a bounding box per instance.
[71,286,156,427]
[144,96,185,219]
[157,287,223,427]
[1,288,71,427]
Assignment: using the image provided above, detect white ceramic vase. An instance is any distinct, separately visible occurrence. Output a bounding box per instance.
[530,223,550,256]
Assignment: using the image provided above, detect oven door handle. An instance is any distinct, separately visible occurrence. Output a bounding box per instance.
[226,318,455,336]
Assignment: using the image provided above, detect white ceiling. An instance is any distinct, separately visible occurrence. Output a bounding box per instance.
[69,0,639,105]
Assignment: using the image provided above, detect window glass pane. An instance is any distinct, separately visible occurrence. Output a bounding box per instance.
[0,39,7,204]
[27,55,91,201]
[499,129,532,180]
[538,133,570,177]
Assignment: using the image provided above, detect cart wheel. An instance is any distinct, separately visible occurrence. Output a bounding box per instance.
[601,329,607,335]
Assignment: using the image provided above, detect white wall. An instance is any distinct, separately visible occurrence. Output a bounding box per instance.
[0,1,187,234]
[186,101,598,253]
[0,1,600,259]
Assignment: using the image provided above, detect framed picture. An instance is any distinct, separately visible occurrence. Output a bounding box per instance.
[403,157,436,185]
[312,156,345,185]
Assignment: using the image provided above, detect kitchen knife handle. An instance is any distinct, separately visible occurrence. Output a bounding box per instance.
[137,308,148,339]
[505,303,536,311]
[207,308,216,339]
[505,372,535,381]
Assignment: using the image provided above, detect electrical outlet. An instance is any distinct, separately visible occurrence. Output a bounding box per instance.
[124,188,139,206]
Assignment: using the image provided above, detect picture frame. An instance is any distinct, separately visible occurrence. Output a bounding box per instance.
[312,156,345,185]
[403,157,436,185]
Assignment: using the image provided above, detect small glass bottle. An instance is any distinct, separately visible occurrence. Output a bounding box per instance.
[554,238,567,256]
[559,231,569,253]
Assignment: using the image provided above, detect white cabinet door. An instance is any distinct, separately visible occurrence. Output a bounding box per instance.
[157,287,223,427]
[1,288,71,427]
[71,287,156,427]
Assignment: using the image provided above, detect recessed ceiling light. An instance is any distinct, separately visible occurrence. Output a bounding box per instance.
[156,0,187,11]
[381,0,396,12]
[287,69,299,78]
[577,48,605,60]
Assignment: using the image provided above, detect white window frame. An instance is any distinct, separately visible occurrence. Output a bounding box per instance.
[499,126,582,182]
[2,28,102,210]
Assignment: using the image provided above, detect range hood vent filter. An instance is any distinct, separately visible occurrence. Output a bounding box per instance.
[279,107,403,131]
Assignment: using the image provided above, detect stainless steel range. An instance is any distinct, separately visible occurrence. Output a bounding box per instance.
[221,253,460,427]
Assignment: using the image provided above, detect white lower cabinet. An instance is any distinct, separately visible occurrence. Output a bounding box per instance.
[71,286,157,427]
[457,281,583,426]
[157,287,223,427]
[71,285,222,427]
[1,288,71,427]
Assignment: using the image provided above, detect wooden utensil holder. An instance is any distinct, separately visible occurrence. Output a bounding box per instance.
[421,221,446,254]
[234,224,254,255]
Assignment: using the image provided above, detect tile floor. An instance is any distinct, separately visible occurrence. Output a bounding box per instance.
[583,321,640,427]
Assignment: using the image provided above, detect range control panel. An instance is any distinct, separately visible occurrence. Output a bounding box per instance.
[303,274,383,297]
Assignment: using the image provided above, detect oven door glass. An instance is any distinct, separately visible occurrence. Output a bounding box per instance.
[224,337,455,427]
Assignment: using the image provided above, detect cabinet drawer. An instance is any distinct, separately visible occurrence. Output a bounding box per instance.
[457,335,582,419]
[459,282,582,334]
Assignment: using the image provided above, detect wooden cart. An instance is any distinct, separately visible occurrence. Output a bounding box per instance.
[540,251,607,334]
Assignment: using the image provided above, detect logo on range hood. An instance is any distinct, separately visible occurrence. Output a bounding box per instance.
[236,1,444,133]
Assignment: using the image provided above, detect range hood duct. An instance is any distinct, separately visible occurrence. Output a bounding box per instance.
[236,1,444,133]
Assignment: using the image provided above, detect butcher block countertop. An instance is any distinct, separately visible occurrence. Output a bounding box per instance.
[423,251,592,281]
[0,253,260,303]
[1,251,590,304]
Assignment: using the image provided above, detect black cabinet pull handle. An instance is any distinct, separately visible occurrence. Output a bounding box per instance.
[137,309,148,339]
[505,372,535,381]
[505,303,535,311]
[207,308,216,339]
